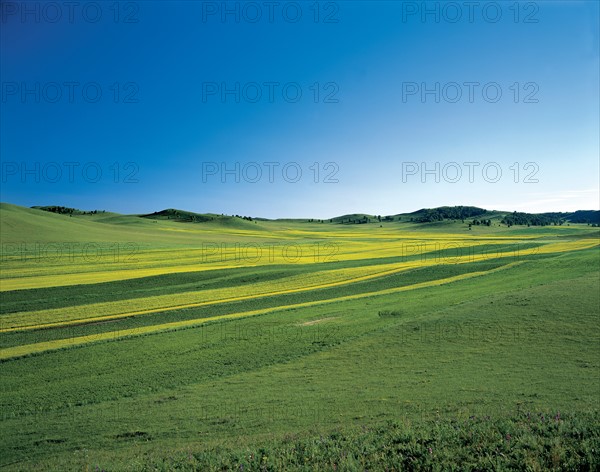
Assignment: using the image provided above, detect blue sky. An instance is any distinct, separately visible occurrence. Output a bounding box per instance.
[1,0,598,218]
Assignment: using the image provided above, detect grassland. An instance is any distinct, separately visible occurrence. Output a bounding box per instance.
[0,203,598,470]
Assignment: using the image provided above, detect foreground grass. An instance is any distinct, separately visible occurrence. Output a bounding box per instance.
[111,412,600,471]
[10,412,600,471]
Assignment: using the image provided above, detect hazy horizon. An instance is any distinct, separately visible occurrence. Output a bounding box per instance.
[2,1,599,219]
[4,201,599,222]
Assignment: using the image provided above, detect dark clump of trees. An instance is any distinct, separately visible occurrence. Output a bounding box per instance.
[415,206,487,223]
[501,210,600,227]
[41,206,77,214]
[501,212,564,227]
[189,215,214,222]
[469,219,492,228]
[339,216,372,224]
[35,206,104,215]
[567,210,600,225]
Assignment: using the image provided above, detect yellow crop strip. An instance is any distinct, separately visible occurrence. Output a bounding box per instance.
[0,261,428,331]
[0,236,547,291]
[0,262,523,360]
[3,238,595,332]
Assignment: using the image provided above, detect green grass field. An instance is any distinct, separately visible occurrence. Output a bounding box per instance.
[1,203,599,470]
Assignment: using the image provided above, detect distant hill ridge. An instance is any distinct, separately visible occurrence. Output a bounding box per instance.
[28,205,600,226]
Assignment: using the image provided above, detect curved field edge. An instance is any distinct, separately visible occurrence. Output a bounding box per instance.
[1,244,595,350]
[0,241,540,314]
[3,238,596,332]
[0,259,522,351]
[0,261,522,360]
[1,236,595,291]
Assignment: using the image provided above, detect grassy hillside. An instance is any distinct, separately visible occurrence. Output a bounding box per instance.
[28,203,600,227]
[0,203,598,470]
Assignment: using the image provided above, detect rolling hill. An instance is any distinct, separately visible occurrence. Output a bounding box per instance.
[23,203,600,226]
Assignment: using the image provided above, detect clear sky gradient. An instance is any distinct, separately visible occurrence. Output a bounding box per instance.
[1,1,598,218]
